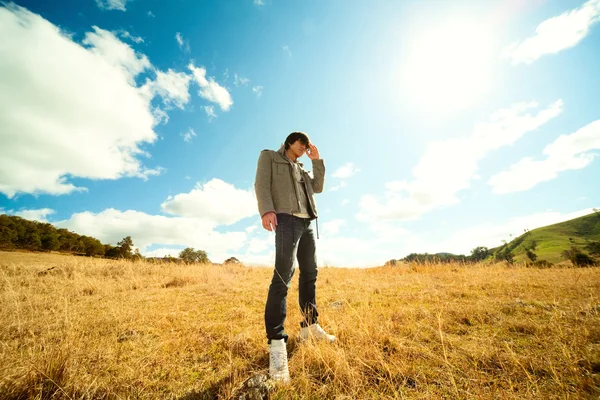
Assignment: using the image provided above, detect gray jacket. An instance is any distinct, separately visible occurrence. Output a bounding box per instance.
[254,144,325,219]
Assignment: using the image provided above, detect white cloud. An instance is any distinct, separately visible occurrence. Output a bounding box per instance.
[82,26,151,84]
[204,105,217,120]
[341,199,349,206]
[175,32,190,53]
[139,167,165,180]
[241,219,407,267]
[357,100,563,222]
[252,85,263,97]
[332,162,360,178]
[319,207,599,263]
[254,0,265,5]
[141,68,192,109]
[51,180,266,264]
[283,45,292,57]
[321,219,345,235]
[367,221,410,243]
[247,236,271,254]
[56,208,248,261]
[54,205,600,267]
[181,128,197,143]
[53,206,388,267]
[329,181,347,192]
[161,178,256,225]
[234,73,249,86]
[329,163,358,191]
[96,0,127,11]
[442,207,599,255]
[317,236,391,267]
[144,247,184,258]
[489,119,600,193]
[239,225,387,268]
[226,250,273,267]
[384,181,409,192]
[188,63,233,111]
[115,30,144,44]
[147,11,155,18]
[152,107,169,126]
[504,0,600,65]
[0,5,163,199]
[14,208,55,223]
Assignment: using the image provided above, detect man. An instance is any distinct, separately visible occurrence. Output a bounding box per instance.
[254,131,335,383]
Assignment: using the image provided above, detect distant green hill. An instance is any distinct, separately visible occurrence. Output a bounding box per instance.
[490,211,600,264]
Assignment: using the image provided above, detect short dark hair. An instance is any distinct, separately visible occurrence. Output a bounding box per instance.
[285,131,311,150]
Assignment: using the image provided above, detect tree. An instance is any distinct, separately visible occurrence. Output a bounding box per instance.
[525,240,537,263]
[0,214,17,249]
[0,214,126,259]
[525,249,537,262]
[41,232,60,251]
[104,246,121,259]
[179,247,210,263]
[117,236,134,259]
[82,236,105,257]
[497,251,514,265]
[22,231,41,250]
[585,241,600,258]
[495,245,514,265]
[470,246,489,262]
[562,246,596,267]
[572,253,595,267]
[57,229,78,252]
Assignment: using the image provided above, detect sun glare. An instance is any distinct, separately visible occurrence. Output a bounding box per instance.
[399,19,499,113]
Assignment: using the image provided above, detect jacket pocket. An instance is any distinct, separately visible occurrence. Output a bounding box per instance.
[277,164,288,174]
[273,158,288,175]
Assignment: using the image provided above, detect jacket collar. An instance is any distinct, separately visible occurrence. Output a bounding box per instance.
[277,143,304,167]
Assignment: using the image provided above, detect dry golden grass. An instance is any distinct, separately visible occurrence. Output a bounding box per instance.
[1,250,599,399]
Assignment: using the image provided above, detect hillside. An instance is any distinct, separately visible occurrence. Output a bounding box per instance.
[491,211,600,264]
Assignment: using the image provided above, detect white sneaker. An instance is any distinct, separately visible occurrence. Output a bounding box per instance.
[268,339,290,383]
[299,323,336,343]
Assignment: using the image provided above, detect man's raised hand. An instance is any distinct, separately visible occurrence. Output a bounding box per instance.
[307,143,320,160]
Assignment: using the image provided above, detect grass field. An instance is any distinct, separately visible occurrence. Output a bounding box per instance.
[1,250,599,399]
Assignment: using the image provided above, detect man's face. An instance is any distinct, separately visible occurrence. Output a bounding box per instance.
[289,140,307,157]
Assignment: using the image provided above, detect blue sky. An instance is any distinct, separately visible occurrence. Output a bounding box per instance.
[1,0,599,266]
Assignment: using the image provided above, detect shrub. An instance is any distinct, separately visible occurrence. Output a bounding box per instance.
[532,260,553,268]
[562,246,596,267]
[585,241,600,258]
[179,247,210,263]
[573,252,596,267]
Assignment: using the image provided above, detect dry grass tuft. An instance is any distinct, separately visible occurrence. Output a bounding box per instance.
[1,251,599,399]
[163,276,197,288]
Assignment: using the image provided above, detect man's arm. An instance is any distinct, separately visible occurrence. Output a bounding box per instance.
[254,150,276,216]
[306,143,325,193]
[310,159,325,193]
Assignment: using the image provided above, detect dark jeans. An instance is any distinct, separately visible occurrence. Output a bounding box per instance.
[265,213,319,342]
